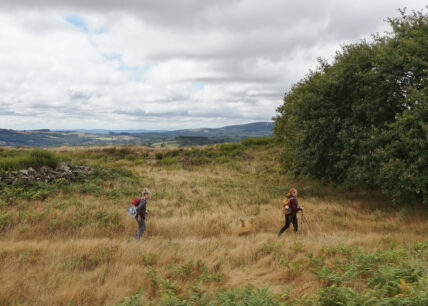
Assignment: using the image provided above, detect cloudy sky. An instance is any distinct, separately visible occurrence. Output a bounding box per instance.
[0,1,426,130]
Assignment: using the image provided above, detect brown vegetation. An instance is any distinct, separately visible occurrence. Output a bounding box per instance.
[0,144,427,305]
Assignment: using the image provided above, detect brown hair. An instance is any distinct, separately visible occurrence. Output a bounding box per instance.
[286,188,297,198]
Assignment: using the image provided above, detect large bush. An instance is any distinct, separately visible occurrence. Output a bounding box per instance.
[274,9,427,204]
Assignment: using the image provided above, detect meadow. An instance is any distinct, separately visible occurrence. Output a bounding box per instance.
[0,140,427,305]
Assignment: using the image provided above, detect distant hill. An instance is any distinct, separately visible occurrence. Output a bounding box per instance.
[166,122,273,138]
[55,129,168,134]
[58,122,273,137]
[0,122,273,147]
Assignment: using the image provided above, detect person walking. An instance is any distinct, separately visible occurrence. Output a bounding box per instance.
[133,188,151,240]
[278,188,303,237]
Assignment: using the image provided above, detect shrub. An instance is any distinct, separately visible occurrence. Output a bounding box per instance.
[0,183,59,203]
[164,149,180,158]
[155,152,163,160]
[219,143,242,153]
[114,289,145,306]
[241,136,276,148]
[102,147,117,154]
[158,156,179,166]
[118,147,132,156]
[259,241,282,255]
[0,211,13,230]
[368,263,424,295]
[0,149,59,171]
[215,286,280,305]
[318,285,366,305]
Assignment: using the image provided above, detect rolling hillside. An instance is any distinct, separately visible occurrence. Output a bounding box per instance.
[0,140,426,305]
[0,122,273,148]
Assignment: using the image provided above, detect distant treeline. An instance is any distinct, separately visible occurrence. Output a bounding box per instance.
[274,9,427,205]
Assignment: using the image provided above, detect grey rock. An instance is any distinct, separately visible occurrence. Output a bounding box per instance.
[27,167,36,175]
[1,162,93,186]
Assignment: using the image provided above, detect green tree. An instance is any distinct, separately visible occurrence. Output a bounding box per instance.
[274,9,427,204]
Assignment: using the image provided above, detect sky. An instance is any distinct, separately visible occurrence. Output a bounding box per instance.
[0,1,426,130]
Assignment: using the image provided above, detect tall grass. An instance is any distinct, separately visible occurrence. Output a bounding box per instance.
[0,142,426,305]
[0,149,59,171]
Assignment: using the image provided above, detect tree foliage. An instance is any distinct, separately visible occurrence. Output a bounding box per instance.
[274,9,427,204]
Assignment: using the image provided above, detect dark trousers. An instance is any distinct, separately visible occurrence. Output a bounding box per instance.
[134,217,146,240]
[278,214,298,236]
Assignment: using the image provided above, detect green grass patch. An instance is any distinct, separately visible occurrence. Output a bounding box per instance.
[0,149,59,171]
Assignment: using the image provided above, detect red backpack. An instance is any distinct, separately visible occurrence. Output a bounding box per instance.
[132,198,146,217]
[132,198,141,206]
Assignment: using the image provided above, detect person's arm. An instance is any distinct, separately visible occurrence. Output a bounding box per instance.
[290,198,302,214]
[142,201,147,217]
[136,198,146,215]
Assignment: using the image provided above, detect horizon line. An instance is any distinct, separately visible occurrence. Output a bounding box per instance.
[3,121,274,132]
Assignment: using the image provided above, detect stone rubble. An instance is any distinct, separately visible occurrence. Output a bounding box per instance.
[0,162,93,185]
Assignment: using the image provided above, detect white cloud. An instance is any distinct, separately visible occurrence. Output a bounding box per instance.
[0,1,426,130]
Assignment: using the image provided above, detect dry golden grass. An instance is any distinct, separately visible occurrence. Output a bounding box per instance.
[0,144,427,305]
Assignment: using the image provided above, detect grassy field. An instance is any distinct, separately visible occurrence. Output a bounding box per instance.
[0,141,427,305]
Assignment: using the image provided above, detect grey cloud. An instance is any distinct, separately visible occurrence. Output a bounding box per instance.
[0,110,28,117]
[21,102,106,120]
[69,91,92,101]
[0,0,235,27]
[113,103,271,120]
[0,1,412,36]
[114,110,267,121]
[188,75,279,85]
[0,1,426,129]
[68,90,104,101]
[114,109,189,117]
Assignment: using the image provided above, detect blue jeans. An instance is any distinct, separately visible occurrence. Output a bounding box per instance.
[134,217,146,239]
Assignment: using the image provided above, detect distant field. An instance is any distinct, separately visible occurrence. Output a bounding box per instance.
[0,140,427,305]
[0,122,274,148]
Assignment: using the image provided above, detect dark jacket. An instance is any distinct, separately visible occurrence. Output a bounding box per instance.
[135,197,147,218]
[289,196,302,215]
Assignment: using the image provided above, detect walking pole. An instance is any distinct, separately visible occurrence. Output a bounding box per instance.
[300,211,304,235]
[302,212,311,232]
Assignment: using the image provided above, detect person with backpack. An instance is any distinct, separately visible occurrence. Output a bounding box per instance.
[131,188,151,240]
[278,188,303,237]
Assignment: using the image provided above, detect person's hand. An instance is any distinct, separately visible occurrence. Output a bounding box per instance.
[301,207,304,211]
[137,215,142,222]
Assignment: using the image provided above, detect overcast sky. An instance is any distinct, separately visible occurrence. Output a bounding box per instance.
[0,1,426,130]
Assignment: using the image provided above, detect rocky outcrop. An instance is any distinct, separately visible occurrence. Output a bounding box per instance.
[0,162,93,185]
